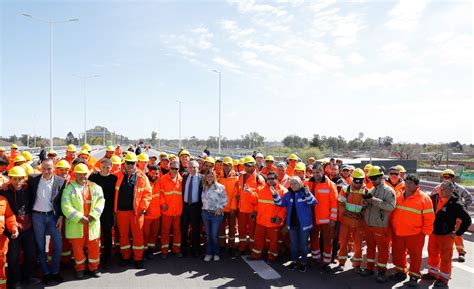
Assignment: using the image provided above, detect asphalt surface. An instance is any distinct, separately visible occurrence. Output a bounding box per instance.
[27,148,473,289]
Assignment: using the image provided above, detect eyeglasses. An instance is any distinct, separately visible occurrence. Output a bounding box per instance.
[389,172,399,176]
[125,161,136,166]
[170,168,179,171]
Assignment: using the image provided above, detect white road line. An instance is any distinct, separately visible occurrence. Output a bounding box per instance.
[241,256,281,280]
[422,250,474,274]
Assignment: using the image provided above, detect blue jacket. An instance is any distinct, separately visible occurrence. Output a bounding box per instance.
[273,187,317,231]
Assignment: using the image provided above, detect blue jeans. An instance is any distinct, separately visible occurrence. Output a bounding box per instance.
[202,210,224,256]
[32,213,62,275]
[289,227,311,263]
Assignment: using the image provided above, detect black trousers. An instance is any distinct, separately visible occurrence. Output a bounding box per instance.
[7,228,37,286]
[180,203,201,255]
[100,213,114,262]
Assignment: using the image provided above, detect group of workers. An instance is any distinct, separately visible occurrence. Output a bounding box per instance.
[0,144,471,289]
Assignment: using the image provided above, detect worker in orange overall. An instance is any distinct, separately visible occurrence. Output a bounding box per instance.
[143,165,161,259]
[218,157,239,255]
[0,192,18,289]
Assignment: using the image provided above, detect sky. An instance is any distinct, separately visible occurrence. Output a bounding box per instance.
[1,0,473,144]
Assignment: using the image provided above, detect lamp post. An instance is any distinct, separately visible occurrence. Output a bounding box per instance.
[176,100,182,149]
[73,74,100,144]
[212,70,222,153]
[22,13,79,150]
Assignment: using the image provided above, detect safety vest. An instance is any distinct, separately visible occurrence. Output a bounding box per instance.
[235,171,265,213]
[256,185,287,227]
[158,173,183,217]
[308,176,338,224]
[145,180,162,220]
[0,195,17,235]
[337,185,367,228]
[218,171,238,212]
[114,170,152,216]
[391,188,435,236]
[61,181,105,240]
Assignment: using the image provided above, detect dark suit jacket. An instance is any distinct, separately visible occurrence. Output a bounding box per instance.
[27,174,66,219]
[181,173,204,206]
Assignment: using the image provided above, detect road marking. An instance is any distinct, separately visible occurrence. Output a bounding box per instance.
[241,256,281,280]
[422,250,474,274]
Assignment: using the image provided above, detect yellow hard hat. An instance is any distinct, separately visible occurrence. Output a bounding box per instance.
[215,157,222,163]
[367,166,384,177]
[223,157,233,165]
[111,155,122,165]
[233,159,239,166]
[47,150,57,156]
[364,164,373,171]
[288,154,298,161]
[21,151,33,161]
[56,160,71,169]
[204,157,215,165]
[168,154,177,160]
[83,144,92,151]
[396,165,406,173]
[265,155,275,162]
[239,158,245,165]
[8,166,26,177]
[308,157,316,161]
[124,152,138,162]
[294,162,306,172]
[137,153,150,162]
[11,144,18,149]
[21,163,35,175]
[14,155,26,163]
[0,147,5,152]
[78,149,90,156]
[106,145,115,152]
[352,168,365,179]
[159,152,168,157]
[441,169,455,177]
[66,144,77,152]
[243,156,256,164]
[74,163,90,174]
[179,150,191,157]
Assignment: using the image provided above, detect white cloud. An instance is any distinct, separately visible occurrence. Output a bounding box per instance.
[385,0,430,31]
[377,42,411,62]
[347,68,431,90]
[240,51,282,71]
[229,0,285,15]
[239,39,284,55]
[427,32,472,65]
[212,56,242,74]
[347,52,365,65]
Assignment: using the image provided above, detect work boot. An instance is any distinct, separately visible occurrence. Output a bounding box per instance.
[298,263,307,273]
[88,270,100,278]
[321,264,332,273]
[287,261,297,270]
[421,273,437,280]
[433,279,448,288]
[135,260,144,269]
[354,266,363,274]
[75,270,85,280]
[389,271,407,281]
[51,274,64,283]
[376,270,387,283]
[160,253,168,260]
[120,258,130,267]
[458,254,465,263]
[360,269,375,277]
[174,252,183,258]
[334,265,344,272]
[42,274,52,285]
[406,276,419,287]
[145,250,155,260]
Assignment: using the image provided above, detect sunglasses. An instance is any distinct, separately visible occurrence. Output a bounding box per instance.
[267,178,276,180]
[170,167,179,171]
[389,172,399,176]
[244,164,254,167]
[125,161,136,166]
[353,178,364,184]
[369,176,380,181]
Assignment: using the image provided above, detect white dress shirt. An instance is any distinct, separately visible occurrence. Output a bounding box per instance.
[33,175,55,212]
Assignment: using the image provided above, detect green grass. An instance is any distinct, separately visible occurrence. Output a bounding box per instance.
[460,179,474,187]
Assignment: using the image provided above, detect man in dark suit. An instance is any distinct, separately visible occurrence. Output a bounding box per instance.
[181,160,203,257]
[28,159,66,285]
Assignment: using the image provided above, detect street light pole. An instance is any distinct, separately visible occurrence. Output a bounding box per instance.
[73,74,99,145]
[22,14,79,150]
[212,70,222,153]
[176,100,182,149]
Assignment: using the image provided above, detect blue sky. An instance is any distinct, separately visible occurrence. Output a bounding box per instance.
[1,0,472,144]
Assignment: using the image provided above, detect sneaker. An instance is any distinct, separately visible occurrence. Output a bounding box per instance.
[334,265,344,272]
[360,269,375,277]
[298,264,307,273]
[458,254,465,263]
[376,270,387,283]
[213,255,220,261]
[354,266,363,274]
[433,279,448,287]
[204,254,212,262]
[51,273,64,283]
[160,254,168,260]
[134,260,144,269]
[287,261,297,270]
[389,271,407,281]
[88,270,100,278]
[406,276,419,287]
[421,273,437,280]
[321,264,332,273]
[75,270,85,280]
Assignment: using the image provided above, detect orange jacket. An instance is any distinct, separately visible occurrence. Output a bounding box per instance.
[386,179,405,200]
[61,155,75,166]
[256,184,287,227]
[391,188,435,236]
[260,166,277,177]
[337,184,367,228]
[114,170,152,216]
[114,147,122,156]
[235,171,265,213]
[364,177,374,189]
[218,171,238,212]
[308,176,338,224]
[286,165,295,177]
[158,173,183,217]
[145,180,162,220]
[343,176,353,186]
[0,195,17,235]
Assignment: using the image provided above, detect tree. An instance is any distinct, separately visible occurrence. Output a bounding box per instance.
[283,135,306,148]
[151,131,158,146]
[66,132,76,145]
[310,134,321,148]
[358,132,364,140]
[381,136,393,148]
